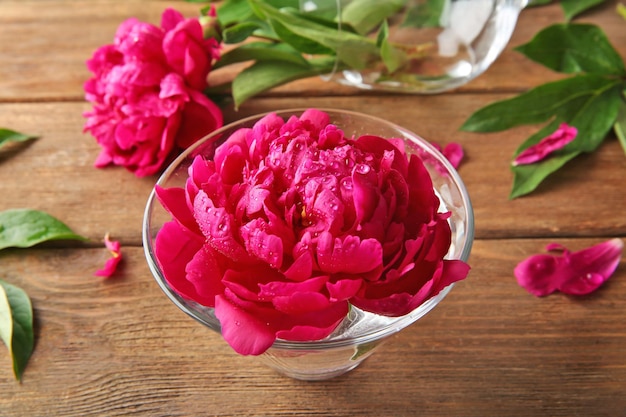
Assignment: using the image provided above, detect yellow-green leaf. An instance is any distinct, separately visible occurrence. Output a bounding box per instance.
[0,280,33,381]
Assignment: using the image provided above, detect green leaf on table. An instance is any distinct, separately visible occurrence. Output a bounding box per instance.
[340,0,405,35]
[613,98,626,156]
[0,280,34,381]
[0,209,87,250]
[515,23,625,76]
[509,81,622,198]
[402,0,446,28]
[460,74,616,132]
[560,0,606,20]
[231,57,335,108]
[0,128,38,150]
[511,150,581,199]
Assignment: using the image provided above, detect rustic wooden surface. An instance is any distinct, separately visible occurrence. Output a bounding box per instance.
[0,1,625,416]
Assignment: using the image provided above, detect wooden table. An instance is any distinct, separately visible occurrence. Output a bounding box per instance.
[1,1,625,416]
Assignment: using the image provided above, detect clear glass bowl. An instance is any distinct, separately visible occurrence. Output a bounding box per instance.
[302,0,528,93]
[143,108,474,380]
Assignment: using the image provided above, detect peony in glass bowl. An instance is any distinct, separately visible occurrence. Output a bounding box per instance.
[143,108,474,380]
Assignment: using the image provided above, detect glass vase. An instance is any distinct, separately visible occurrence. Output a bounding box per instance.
[301,0,529,93]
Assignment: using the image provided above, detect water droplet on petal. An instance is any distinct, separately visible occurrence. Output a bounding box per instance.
[355,164,370,175]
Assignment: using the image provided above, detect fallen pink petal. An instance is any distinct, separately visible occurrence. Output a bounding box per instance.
[514,239,623,297]
[513,123,578,166]
[442,142,464,169]
[95,234,123,277]
[431,142,464,170]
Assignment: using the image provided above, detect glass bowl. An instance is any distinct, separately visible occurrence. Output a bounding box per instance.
[143,108,474,380]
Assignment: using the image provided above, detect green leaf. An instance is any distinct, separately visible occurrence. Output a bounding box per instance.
[511,150,581,199]
[510,81,622,198]
[527,0,553,6]
[248,0,378,68]
[340,0,405,35]
[0,209,87,250]
[402,0,446,28]
[214,42,309,69]
[268,16,336,55]
[561,82,623,152]
[232,57,335,108]
[561,0,606,20]
[222,22,263,44]
[378,21,407,73]
[217,0,258,26]
[515,23,625,76]
[613,97,626,156]
[218,0,302,26]
[0,280,34,381]
[618,3,626,20]
[0,128,38,150]
[461,74,616,132]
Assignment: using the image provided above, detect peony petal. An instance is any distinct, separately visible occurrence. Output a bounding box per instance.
[275,301,348,342]
[155,185,198,234]
[283,249,314,281]
[94,234,122,278]
[185,246,225,304]
[351,163,379,223]
[316,232,383,275]
[326,279,363,301]
[214,295,276,355]
[154,221,210,303]
[514,239,623,297]
[272,292,330,315]
[240,219,284,269]
[193,190,250,262]
[513,123,578,166]
[174,89,223,149]
[514,253,562,297]
[442,142,464,169]
[560,238,623,295]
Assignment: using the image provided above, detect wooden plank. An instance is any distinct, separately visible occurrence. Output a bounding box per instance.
[1,98,624,243]
[0,239,624,416]
[1,0,624,101]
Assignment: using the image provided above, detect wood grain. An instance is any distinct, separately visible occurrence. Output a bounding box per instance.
[0,241,624,417]
[1,0,625,102]
[1,97,624,243]
[1,0,625,416]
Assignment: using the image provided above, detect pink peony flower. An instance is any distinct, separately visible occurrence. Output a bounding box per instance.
[84,8,223,177]
[95,233,122,277]
[513,123,577,166]
[154,109,470,355]
[514,239,623,297]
